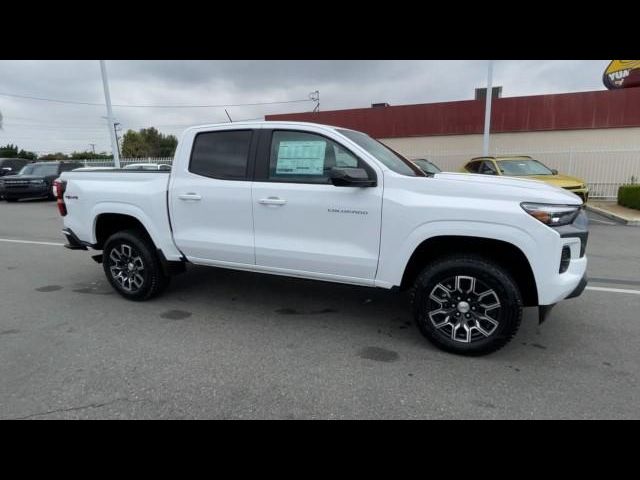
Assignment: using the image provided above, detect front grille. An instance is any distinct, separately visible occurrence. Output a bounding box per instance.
[5,180,29,185]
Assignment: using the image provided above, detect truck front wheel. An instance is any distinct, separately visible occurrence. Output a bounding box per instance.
[411,255,523,356]
[102,229,170,301]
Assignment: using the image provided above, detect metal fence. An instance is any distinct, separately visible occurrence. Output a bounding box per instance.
[80,157,174,168]
[418,147,640,200]
[79,149,640,200]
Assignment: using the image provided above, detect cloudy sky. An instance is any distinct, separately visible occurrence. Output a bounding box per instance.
[0,60,609,155]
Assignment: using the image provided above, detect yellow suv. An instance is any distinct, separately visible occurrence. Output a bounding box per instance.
[460,156,589,203]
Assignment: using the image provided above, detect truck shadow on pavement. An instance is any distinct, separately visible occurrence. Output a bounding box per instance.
[161,264,541,355]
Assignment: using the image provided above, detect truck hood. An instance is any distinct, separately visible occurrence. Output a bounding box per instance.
[424,171,583,205]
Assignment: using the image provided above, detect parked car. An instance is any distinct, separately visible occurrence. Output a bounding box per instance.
[0,161,83,202]
[122,163,171,171]
[1,159,34,199]
[58,121,587,356]
[411,158,441,176]
[460,156,589,202]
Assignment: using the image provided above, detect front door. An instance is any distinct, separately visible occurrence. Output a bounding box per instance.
[251,129,383,283]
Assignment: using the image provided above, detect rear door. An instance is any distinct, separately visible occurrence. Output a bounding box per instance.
[251,128,383,283]
[169,127,257,265]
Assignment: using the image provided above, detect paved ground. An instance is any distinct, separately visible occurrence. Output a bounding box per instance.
[0,199,638,419]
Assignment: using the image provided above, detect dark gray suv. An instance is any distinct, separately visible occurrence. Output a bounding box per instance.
[0,161,83,202]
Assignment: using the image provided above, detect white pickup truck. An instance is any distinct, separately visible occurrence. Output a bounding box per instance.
[58,121,588,355]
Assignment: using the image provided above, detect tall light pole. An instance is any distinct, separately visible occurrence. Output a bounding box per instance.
[99,60,121,168]
[482,60,494,157]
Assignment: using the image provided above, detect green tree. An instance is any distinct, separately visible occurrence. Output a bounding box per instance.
[121,127,178,158]
[39,152,70,160]
[70,151,112,160]
[0,144,37,159]
[0,143,19,157]
[18,149,38,160]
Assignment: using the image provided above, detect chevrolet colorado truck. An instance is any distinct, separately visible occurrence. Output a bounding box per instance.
[58,121,588,355]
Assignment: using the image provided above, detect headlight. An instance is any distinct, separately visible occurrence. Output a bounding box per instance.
[521,203,581,226]
[29,179,44,184]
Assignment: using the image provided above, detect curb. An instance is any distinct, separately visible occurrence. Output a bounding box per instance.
[585,204,640,226]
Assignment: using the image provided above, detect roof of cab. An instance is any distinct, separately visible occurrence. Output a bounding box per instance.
[184,120,351,133]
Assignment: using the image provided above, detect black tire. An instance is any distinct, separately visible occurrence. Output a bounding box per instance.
[102,229,170,301]
[411,255,523,356]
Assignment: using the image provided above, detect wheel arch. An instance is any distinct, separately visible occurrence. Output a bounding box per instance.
[400,235,538,307]
[94,213,154,250]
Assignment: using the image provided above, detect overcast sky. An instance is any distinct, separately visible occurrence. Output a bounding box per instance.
[0,60,609,155]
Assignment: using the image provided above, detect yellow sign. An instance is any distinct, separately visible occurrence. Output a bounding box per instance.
[603,60,640,89]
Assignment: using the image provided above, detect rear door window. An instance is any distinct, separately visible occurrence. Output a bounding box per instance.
[190,130,253,180]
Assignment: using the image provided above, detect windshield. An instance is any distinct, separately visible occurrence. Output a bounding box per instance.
[413,159,441,174]
[497,159,554,176]
[18,164,58,176]
[338,129,422,176]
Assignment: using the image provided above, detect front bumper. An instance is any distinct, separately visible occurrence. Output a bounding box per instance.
[537,209,589,311]
[539,273,587,324]
[563,188,589,203]
[567,273,588,299]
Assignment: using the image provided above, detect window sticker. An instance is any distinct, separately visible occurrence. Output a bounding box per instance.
[276,140,326,175]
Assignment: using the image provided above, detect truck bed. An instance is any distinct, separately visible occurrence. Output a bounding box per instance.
[60,170,183,261]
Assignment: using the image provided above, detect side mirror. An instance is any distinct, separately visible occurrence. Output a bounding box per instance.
[329,167,376,187]
[551,169,559,175]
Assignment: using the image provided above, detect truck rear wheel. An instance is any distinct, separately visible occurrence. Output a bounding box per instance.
[411,255,523,356]
[102,229,170,301]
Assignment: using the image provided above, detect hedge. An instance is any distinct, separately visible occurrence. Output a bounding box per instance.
[618,184,640,210]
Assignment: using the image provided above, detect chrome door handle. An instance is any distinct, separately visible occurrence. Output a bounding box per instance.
[259,197,287,206]
[178,193,202,201]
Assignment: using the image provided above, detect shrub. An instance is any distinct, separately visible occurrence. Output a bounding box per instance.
[618,184,640,210]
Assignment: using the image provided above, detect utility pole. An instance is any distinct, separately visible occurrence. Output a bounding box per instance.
[310,90,320,112]
[89,143,96,154]
[99,60,121,168]
[114,123,122,157]
[482,60,494,157]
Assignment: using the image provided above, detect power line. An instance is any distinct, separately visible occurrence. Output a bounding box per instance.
[0,91,313,109]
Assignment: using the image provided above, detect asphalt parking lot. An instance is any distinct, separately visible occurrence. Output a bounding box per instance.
[1,199,639,419]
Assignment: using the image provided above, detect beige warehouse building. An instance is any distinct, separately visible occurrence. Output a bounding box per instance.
[267,88,640,199]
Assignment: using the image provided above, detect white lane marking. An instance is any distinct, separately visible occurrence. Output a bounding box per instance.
[586,286,640,295]
[0,238,64,247]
